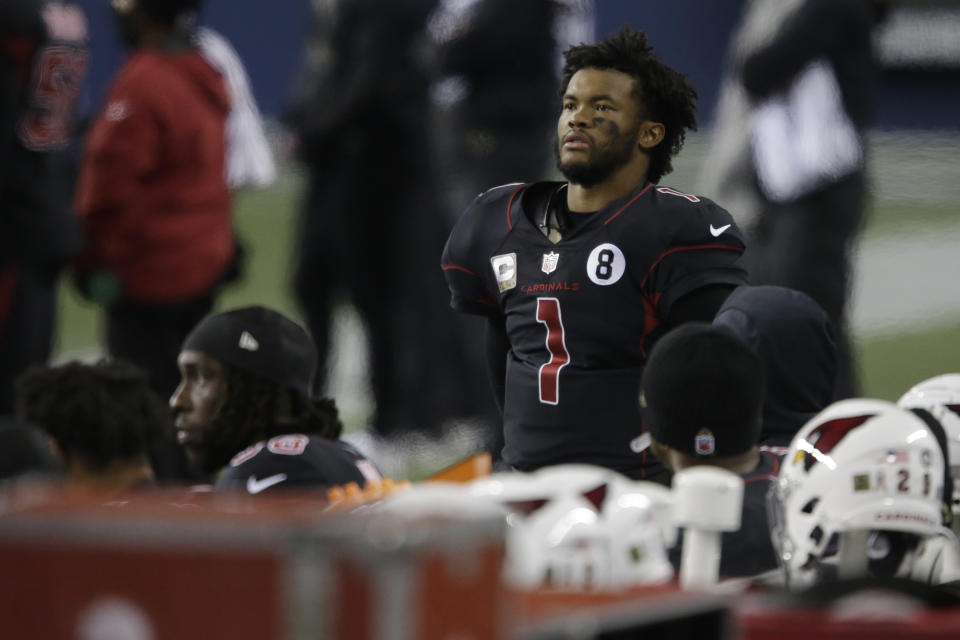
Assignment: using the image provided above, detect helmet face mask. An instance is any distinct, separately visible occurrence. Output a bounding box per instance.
[772,398,950,590]
[898,373,960,522]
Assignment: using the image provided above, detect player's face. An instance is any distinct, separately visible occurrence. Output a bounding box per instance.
[170,350,228,464]
[556,67,643,187]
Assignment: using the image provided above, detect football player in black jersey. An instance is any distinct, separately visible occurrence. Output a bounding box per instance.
[642,323,779,578]
[441,27,748,481]
[170,306,380,487]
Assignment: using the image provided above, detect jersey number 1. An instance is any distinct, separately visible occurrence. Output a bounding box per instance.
[536,297,569,405]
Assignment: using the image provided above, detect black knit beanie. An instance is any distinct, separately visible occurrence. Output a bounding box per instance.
[182,306,316,395]
[641,323,765,457]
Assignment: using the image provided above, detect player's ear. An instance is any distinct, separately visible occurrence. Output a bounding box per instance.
[637,120,665,150]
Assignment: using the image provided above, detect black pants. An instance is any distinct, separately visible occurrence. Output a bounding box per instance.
[0,267,57,415]
[295,142,496,439]
[745,174,866,399]
[105,294,215,403]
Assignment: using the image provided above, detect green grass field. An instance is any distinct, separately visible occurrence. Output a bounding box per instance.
[54,154,960,418]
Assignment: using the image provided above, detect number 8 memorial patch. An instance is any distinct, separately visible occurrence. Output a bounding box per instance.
[586,243,626,286]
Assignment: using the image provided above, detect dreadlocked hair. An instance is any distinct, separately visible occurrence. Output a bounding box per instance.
[200,365,343,474]
[560,26,698,184]
[14,359,170,470]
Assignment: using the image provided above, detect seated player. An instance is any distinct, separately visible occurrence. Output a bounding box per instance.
[640,322,780,578]
[170,305,380,487]
[15,359,168,491]
[713,285,838,449]
[215,432,381,496]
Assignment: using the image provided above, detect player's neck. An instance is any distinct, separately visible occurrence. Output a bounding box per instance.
[67,456,156,491]
[565,160,649,212]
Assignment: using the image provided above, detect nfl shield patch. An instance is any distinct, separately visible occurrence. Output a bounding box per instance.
[541,251,559,274]
[694,428,715,456]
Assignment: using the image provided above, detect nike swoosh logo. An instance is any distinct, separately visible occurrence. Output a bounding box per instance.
[709,223,731,237]
[246,473,288,494]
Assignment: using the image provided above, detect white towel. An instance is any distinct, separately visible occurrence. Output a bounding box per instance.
[750,59,863,203]
[197,27,277,189]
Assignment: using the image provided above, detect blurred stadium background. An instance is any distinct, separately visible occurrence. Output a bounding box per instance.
[56,0,960,436]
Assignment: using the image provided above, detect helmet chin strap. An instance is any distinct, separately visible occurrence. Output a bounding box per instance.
[801,529,919,587]
[836,529,872,579]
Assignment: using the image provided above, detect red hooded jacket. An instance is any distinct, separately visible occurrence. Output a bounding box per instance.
[75,48,233,303]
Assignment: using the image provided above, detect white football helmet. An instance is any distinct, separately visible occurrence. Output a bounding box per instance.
[602,478,675,588]
[529,465,677,588]
[771,398,952,590]
[898,373,960,520]
[468,465,675,590]
[470,466,612,590]
[511,493,609,589]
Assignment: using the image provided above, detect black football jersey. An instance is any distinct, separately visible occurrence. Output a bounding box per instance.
[668,450,782,578]
[214,434,382,495]
[441,181,747,478]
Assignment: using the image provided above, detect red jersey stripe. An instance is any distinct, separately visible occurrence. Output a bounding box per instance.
[640,243,745,289]
[441,264,480,277]
[603,183,654,224]
[505,183,530,231]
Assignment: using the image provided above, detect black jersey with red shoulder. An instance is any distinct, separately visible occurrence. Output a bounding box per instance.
[214,434,382,495]
[668,450,781,578]
[442,181,747,478]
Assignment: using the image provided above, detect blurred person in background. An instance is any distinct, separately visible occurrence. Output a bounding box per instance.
[286,0,489,444]
[641,322,780,579]
[194,25,275,192]
[700,0,889,400]
[442,27,747,482]
[428,0,593,459]
[0,0,88,414]
[73,0,242,402]
[432,0,573,213]
[14,359,171,491]
[170,305,380,487]
[713,285,838,450]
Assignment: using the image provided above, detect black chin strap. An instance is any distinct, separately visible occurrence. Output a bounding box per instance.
[908,407,954,528]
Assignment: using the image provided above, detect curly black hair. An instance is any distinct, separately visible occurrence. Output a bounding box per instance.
[197,365,343,475]
[559,26,698,184]
[14,359,170,471]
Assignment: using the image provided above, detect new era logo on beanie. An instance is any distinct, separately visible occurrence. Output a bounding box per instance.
[641,323,765,458]
[182,306,316,394]
[238,331,259,352]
